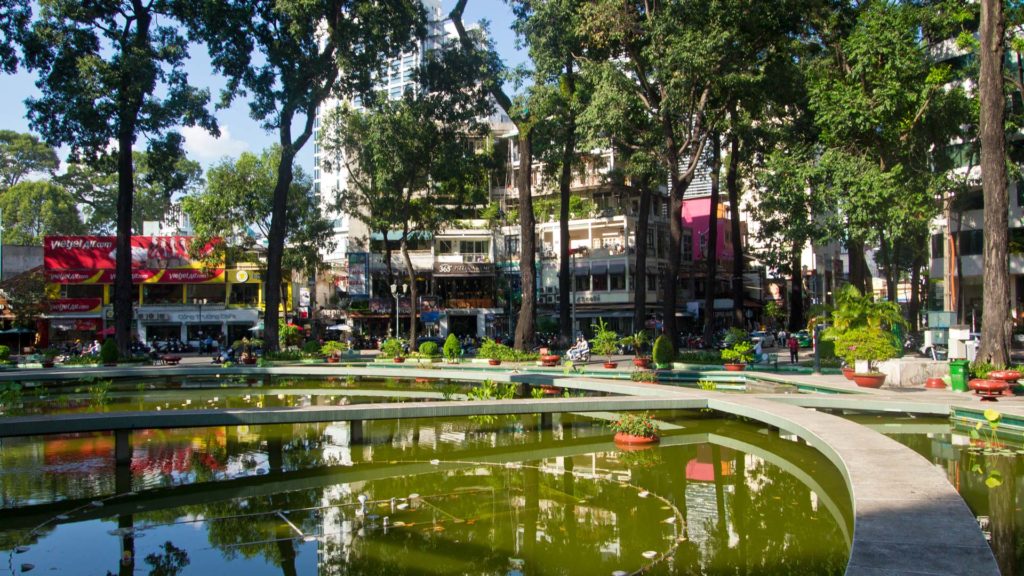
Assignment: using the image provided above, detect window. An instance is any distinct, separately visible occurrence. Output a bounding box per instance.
[143,284,182,305]
[682,229,693,262]
[958,229,984,256]
[575,274,590,292]
[646,273,659,293]
[60,284,103,299]
[439,240,454,254]
[1017,180,1024,210]
[186,283,226,304]
[461,240,487,255]
[592,271,608,291]
[610,270,626,290]
[931,234,944,258]
[230,283,259,306]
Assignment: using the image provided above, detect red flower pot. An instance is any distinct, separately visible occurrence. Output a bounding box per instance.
[326,357,340,364]
[393,357,405,363]
[723,363,746,372]
[969,378,1009,401]
[488,359,501,366]
[989,370,1021,384]
[614,432,659,449]
[842,366,855,380]
[540,354,560,367]
[925,377,946,389]
[852,373,886,388]
[633,357,651,369]
[603,361,618,369]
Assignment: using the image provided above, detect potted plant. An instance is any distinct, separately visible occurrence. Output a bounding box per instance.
[591,318,620,369]
[721,340,755,371]
[620,331,651,368]
[381,338,406,363]
[41,348,58,368]
[479,338,502,366]
[100,338,119,367]
[321,340,347,363]
[610,412,660,448]
[834,327,900,388]
[443,334,461,364]
[652,335,675,370]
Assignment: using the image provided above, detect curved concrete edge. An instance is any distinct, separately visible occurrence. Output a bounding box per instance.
[707,395,998,576]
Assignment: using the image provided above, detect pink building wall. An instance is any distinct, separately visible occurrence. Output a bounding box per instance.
[680,197,734,262]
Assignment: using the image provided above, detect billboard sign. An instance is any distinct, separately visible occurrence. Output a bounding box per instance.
[347,252,369,296]
[48,298,103,313]
[44,236,220,271]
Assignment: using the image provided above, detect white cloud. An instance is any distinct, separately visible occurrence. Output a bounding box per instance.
[181,125,249,163]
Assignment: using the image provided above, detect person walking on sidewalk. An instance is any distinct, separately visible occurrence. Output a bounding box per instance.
[787,335,799,364]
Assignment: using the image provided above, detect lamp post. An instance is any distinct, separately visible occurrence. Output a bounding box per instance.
[390,282,407,339]
[569,248,580,337]
[193,297,207,351]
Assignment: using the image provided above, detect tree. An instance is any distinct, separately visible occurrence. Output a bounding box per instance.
[181,146,334,276]
[0,268,46,330]
[319,41,493,346]
[57,150,202,234]
[451,0,538,351]
[180,0,423,352]
[0,130,59,190]
[0,180,84,244]
[0,0,28,74]
[977,0,1010,365]
[22,1,217,354]
[512,0,589,346]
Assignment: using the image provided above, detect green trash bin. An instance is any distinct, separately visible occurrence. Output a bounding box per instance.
[949,360,970,392]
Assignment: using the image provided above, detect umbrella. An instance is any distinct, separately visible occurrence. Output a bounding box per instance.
[249,322,264,332]
[327,324,353,332]
[1,327,35,351]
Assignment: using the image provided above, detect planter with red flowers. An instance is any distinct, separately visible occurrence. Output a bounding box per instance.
[610,412,660,448]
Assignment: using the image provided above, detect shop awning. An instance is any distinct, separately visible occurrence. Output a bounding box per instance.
[574,265,589,276]
[591,262,608,275]
[608,262,626,274]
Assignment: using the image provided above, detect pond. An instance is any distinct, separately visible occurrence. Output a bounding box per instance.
[834,411,1024,576]
[0,410,850,575]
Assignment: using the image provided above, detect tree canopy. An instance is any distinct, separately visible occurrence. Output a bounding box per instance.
[0,179,84,244]
[0,130,59,190]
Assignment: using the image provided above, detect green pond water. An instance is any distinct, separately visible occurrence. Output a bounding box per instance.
[836,411,1024,576]
[0,410,850,575]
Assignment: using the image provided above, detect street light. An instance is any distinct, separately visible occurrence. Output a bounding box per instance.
[568,248,581,337]
[390,282,408,339]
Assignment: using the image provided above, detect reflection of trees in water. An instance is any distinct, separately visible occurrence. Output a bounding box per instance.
[986,454,1018,576]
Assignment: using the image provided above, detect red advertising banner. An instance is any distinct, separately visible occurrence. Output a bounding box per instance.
[46,269,225,285]
[49,298,103,313]
[44,236,220,271]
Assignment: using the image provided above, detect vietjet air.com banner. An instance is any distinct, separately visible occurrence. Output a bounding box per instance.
[44,236,221,271]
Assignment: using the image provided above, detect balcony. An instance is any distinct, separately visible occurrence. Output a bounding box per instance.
[437,253,491,264]
[446,297,495,309]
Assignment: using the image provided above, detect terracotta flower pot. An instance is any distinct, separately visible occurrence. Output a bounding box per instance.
[841,366,855,380]
[393,357,405,364]
[633,357,651,369]
[989,370,1021,384]
[852,373,886,388]
[540,354,560,367]
[326,356,340,364]
[603,361,618,369]
[723,363,746,372]
[614,432,659,448]
[241,356,257,365]
[969,378,1009,401]
[488,359,501,366]
[925,377,946,389]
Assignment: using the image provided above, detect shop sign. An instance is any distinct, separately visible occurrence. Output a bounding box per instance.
[46,268,225,284]
[148,309,259,323]
[433,262,494,276]
[49,298,103,313]
[347,252,369,296]
[575,294,602,304]
[45,235,221,270]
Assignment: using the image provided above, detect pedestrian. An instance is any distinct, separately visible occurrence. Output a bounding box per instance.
[787,335,799,364]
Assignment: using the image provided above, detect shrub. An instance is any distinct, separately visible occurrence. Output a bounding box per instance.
[652,335,675,366]
[970,361,999,379]
[609,412,659,438]
[675,351,724,365]
[381,338,406,358]
[817,339,836,360]
[477,338,539,362]
[0,345,9,361]
[264,350,303,361]
[721,341,755,364]
[630,370,658,382]
[418,341,439,357]
[833,327,899,372]
[100,338,119,364]
[722,327,749,347]
[620,331,650,358]
[302,340,321,354]
[443,334,461,360]
[591,318,620,359]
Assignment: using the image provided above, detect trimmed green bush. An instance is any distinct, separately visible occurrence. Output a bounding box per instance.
[652,335,675,367]
[302,340,321,354]
[833,327,899,372]
[419,341,439,356]
[478,338,539,362]
[675,351,724,364]
[100,338,119,364]
[320,340,347,357]
[721,341,755,364]
[381,338,406,358]
[0,345,9,361]
[443,334,461,360]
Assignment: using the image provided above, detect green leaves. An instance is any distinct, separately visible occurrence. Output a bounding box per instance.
[0,130,59,190]
[0,179,84,244]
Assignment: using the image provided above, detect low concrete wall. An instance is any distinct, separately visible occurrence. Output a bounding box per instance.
[877,357,950,388]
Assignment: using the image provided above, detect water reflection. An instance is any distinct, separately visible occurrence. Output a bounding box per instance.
[1,412,850,574]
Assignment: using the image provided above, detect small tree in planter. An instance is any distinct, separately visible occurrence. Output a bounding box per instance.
[721,341,755,371]
[834,327,900,388]
[100,338,119,366]
[443,334,461,363]
[478,338,503,365]
[652,335,675,370]
[381,338,406,362]
[591,318,620,369]
[620,331,651,368]
[321,341,347,363]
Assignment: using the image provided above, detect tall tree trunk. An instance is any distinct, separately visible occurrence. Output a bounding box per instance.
[665,180,682,344]
[632,178,652,334]
[401,232,417,346]
[703,134,721,346]
[978,0,1011,365]
[384,234,396,337]
[557,65,576,345]
[114,128,137,356]
[878,230,897,302]
[726,124,744,329]
[788,246,804,332]
[848,237,866,293]
[514,131,536,350]
[263,139,296,353]
[952,210,965,323]
[909,248,923,332]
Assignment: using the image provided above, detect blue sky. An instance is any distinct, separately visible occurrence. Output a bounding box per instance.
[0,0,525,176]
